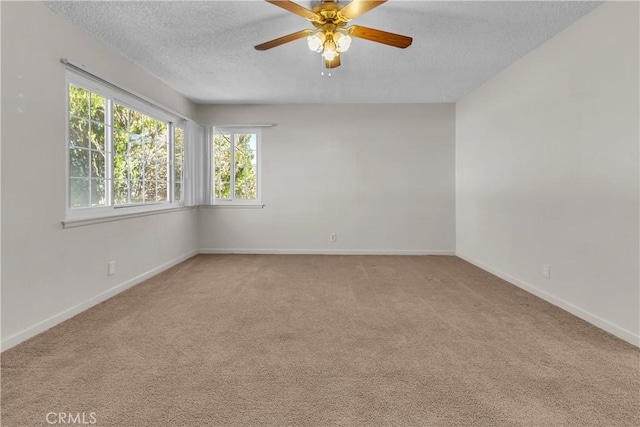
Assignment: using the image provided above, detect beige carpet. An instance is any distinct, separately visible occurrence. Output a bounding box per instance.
[2,255,638,426]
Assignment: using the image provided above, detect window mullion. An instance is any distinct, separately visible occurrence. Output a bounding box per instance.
[126,111,131,205]
[106,98,114,207]
[88,95,93,206]
[230,132,235,201]
[141,125,146,203]
[169,123,175,203]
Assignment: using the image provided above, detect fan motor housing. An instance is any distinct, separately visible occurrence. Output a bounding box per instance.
[312,0,350,26]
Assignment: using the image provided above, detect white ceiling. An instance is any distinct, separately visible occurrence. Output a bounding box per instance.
[44,1,601,104]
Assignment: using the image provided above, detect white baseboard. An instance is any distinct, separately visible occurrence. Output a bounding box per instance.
[199,248,456,256]
[456,252,640,348]
[1,251,198,352]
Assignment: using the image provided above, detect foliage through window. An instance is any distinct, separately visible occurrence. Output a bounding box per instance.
[112,104,170,204]
[69,85,108,207]
[214,130,260,203]
[67,74,184,216]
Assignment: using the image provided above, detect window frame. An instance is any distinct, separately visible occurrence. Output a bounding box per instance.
[65,71,184,221]
[213,127,262,206]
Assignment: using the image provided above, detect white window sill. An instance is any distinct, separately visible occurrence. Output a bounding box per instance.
[200,204,265,210]
[62,206,194,229]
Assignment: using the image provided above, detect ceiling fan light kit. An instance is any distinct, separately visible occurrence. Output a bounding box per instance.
[255,0,412,70]
[308,29,351,61]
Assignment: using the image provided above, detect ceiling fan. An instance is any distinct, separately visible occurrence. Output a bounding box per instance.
[255,0,413,69]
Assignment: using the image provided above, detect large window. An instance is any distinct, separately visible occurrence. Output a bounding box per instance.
[214,129,261,204]
[67,73,184,218]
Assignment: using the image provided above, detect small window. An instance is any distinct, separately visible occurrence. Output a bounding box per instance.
[214,129,261,204]
[67,73,184,219]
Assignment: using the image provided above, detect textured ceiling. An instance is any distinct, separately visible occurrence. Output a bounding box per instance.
[44,1,601,104]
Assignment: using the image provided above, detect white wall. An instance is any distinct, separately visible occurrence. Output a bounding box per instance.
[1,2,199,350]
[456,2,639,345]
[196,104,456,254]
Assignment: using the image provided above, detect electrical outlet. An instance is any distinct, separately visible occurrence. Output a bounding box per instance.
[329,232,337,243]
[542,263,550,279]
[108,261,116,276]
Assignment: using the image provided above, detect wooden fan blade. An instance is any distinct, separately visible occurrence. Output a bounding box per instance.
[325,55,341,69]
[348,25,413,48]
[338,0,386,21]
[265,0,320,21]
[254,29,313,51]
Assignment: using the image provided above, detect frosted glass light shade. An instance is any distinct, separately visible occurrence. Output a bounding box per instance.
[307,32,325,52]
[334,32,352,53]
